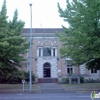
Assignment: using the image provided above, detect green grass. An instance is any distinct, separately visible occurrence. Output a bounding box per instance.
[0,83,100,93]
[61,83,100,91]
[0,84,40,92]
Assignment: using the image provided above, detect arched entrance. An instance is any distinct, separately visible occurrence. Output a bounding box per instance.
[43,63,51,77]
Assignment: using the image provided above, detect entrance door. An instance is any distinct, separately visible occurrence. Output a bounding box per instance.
[43,63,51,77]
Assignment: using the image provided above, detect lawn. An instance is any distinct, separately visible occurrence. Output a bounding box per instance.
[61,83,100,91]
[0,83,100,93]
[0,84,40,93]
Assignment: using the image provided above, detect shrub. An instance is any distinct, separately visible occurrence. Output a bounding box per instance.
[80,76,84,83]
[0,70,21,84]
[84,78,100,83]
[59,78,69,84]
[0,70,35,84]
[95,79,100,83]
[24,71,35,83]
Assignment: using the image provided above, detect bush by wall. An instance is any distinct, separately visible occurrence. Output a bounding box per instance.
[84,78,100,83]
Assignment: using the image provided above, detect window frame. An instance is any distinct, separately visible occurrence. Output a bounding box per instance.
[43,47,51,57]
[53,48,55,56]
[91,68,97,74]
[39,48,41,57]
[67,64,73,75]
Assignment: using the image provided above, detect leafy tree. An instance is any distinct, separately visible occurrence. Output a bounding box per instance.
[8,9,29,67]
[0,0,29,78]
[57,0,100,69]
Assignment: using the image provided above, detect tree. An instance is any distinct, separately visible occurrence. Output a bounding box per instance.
[57,0,100,69]
[8,9,29,67]
[0,0,29,78]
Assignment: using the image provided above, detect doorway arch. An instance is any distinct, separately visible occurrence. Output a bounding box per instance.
[43,63,51,77]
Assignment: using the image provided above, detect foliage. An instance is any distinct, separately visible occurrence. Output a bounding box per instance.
[0,70,21,84]
[57,0,100,69]
[24,71,35,83]
[0,0,29,78]
[0,70,35,84]
[20,70,26,80]
[59,76,84,84]
[80,76,84,83]
[59,77,69,84]
[84,78,100,83]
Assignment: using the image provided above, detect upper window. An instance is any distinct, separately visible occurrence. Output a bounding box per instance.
[53,48,55,56]
[67,65,73,74]
[43,47,51,56]
[91,68,97,73]
[39,48,41,56]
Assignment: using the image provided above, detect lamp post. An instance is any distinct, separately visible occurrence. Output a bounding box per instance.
[29,3,32,92]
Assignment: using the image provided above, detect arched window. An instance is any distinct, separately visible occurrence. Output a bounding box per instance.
[44,63,50,67]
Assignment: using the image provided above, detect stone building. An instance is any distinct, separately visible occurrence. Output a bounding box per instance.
[22,28,100,83]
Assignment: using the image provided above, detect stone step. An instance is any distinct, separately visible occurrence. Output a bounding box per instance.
[39,83,66,93]
[44,79,53,83]
[38,78,58,83]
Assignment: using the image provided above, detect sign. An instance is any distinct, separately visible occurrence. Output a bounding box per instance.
[58,70,61,72]
[22,80,25,92]
[22,80,25,84]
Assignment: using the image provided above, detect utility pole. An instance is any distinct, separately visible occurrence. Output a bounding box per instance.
[29,3,32,92]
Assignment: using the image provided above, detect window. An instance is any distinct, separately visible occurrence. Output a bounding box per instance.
[43,47,51,56]
[67,68,73,74]
[67,65,73,74]
[53,48,55,56]
[39,48,41,56]
[91,68,97,73]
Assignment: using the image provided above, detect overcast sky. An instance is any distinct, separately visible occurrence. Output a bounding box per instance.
[0,0,69,28]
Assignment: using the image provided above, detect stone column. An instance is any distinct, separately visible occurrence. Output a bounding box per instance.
[51,48,53,56]
[37,48,39,56]
[55,48,57,56]
[41,48,43,56]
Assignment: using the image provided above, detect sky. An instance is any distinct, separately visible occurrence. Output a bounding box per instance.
[0,0,69,28]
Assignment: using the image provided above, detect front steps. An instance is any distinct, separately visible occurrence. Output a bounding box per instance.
[44,78,53,83]
[38,78,58,83]
[39,83,66,93]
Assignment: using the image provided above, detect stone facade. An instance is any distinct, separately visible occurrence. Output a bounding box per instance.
[22,28,100,82]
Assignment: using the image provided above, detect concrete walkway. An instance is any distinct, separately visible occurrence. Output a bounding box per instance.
[39,83,66,93]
